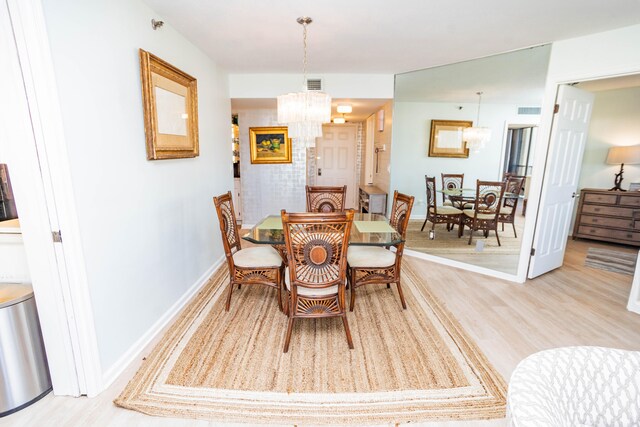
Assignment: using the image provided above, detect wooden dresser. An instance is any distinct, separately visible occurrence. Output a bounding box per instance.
[573,188,640,246]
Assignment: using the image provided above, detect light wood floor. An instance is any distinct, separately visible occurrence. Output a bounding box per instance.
[4,239,640,427]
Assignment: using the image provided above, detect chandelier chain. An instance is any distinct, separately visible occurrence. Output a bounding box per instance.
[302,21,308,88]
[476,91,483,124]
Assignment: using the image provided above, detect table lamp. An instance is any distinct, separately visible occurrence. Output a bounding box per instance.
[606,145,640,191]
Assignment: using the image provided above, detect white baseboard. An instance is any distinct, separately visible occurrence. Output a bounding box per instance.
[101,255,225,390]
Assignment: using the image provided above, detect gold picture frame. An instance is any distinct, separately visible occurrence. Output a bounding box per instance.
[139,49,199,160]
[249,127,292,164]
[428,120,472,158]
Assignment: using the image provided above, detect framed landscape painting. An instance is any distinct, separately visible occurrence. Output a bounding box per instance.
[428,120,472,158]
[249,127,292,164]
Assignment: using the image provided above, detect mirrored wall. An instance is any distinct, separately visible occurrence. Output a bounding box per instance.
[391,45,551,274]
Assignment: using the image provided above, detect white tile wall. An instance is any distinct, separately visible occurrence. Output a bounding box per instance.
[238,109,307,224]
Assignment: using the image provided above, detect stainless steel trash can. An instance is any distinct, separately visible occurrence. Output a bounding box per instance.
[0,284,52,417]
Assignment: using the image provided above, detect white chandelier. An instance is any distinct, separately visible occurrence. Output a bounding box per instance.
[463,91,492,153]
[277,17,331,148]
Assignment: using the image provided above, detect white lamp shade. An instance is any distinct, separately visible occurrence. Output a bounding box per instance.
[332,117,346,124]
[336,104,352,114]
[606,145,640,165]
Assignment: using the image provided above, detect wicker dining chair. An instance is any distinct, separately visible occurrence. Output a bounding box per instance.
[421,176,463,233]
[441,173,464,206]
[305,185,347,212]
[499,175,525,237]
[347,191,414,311]
[213,192,284,311]
[280,209,354,353]
[458,180,506,246]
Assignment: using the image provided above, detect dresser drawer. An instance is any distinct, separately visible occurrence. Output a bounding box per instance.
[577,225,640,242]
[579,215,640,229]
[619,195,640,207]
[583,193,618,204]
[581,204,636,217]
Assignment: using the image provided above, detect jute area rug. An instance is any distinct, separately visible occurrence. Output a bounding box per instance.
[585,247,638,276]
[115,262,506,424]
[405,218,524,255]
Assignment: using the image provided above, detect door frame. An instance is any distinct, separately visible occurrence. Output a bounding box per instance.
[522,70,640,280]
[317,123,359,208]
[1,0,102,396]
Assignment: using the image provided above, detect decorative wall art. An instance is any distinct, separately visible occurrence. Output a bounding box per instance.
[428,120,472,158]
[139,49,199,160]
[249,127,292,164]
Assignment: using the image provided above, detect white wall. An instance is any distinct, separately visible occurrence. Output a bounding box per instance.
[230,74,394,99]
[41,0,231,373]
[577,86,640,191]
[390,100,538,217]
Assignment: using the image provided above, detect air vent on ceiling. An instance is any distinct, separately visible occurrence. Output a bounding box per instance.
[306,78,323,91]
[518,106,542,115]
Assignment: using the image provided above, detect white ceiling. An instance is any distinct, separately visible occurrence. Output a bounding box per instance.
[143,0,640,74]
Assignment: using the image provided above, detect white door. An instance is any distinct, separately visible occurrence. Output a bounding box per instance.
[315,125,358,208]
[529,85,594,278]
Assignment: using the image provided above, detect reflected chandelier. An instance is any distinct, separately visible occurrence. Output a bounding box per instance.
[277,17,331,148]
[463,91,492,153]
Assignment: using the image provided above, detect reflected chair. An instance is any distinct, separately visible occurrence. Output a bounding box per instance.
[499,175,525,237]
[459,180,506,246]
[281,209,354,352]
[305,185,347,212]
[347,191,414,311]
[441,173,464,206]
[421,176,462,233]
[213,192,284,312]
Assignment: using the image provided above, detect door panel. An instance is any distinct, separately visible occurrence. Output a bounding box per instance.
[316,125,357,208]
[529,85,594,278]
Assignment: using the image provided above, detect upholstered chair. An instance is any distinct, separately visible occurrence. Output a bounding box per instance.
[305,185,347,212]
[499,175,525,237]
[347,191,414,311]
[421,176,462,234]
[507,346,640,427]
[458,180,506,246]
[280,209,354,352]
[441,173,464,206]
[213,192,284,311]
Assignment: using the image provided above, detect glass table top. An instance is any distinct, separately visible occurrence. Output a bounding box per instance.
[242,213,403,247]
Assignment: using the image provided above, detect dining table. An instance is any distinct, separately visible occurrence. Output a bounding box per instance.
[438,188,520,209]
[243,212,403,247]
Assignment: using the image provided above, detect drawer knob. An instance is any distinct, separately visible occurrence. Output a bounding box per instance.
[627,234,633,238]
[592,219,598,223]
[594,208,601,212]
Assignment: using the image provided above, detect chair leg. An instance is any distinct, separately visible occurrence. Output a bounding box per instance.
[276,270,283,312]
[283,316,295,353]
[341,315,354,349]
[502,223,504,231]
[237,284,241,290]
[349,272,356,311]
[387,283,390,288]
[395,281,407,309]
[420,217,428,231]
[468,226,474,245]
[495,229,502,246]
[225,280,234,311]
[512,222,517,238]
